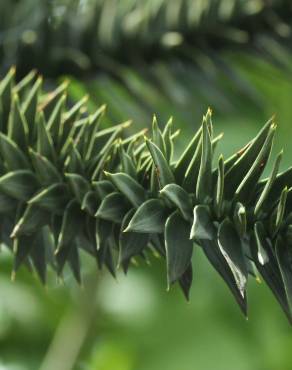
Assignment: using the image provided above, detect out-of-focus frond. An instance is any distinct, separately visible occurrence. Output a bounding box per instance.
[0,0,291,77]
[1,0,291,123]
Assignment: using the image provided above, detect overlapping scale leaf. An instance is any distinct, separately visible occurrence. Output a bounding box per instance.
[1,70,292,323]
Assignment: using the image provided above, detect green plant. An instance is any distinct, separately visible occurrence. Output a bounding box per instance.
[2,0,291,76]
[1,68,292,323]
[3,0,292,127]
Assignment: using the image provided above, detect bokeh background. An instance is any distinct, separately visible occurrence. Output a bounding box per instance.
[1,1,292,369]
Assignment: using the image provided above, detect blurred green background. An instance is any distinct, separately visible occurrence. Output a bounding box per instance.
[1,1,292,369]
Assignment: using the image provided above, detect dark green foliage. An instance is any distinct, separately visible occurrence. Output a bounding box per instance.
[2,69,292,322]
[1,0,292,124]
[1,0,291,78]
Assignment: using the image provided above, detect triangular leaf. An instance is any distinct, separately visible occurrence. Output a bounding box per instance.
[254,222,269,265]
[165,211,193,286]
[276,235,292,316]
[66,173,90,204]
[160,183,192,221]
[200,238,247,316]
[196,118,212,203]
[30,149,61,185]
[92,180,115,200]
[81,191,99,216]
[119,209,149,267]
[224,118,274,199]
[0,170,37,201]
[105,171,146,208]
[146,139,175,187]
[11,204,49,238]
[96,192,129,223]
[0,133,30,170]
[218,219,248,297]
[28,183,69,213]
[36,112,56,162]
[250,232,291,323]
[178,263,193,301]
[235,124,275,203]
[7,94,28,150]
[254,151,282,216]
[190,205,213,241]
[174,126,201,183]
[124,199,168,234]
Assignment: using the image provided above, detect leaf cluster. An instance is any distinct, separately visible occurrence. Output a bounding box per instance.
[1,69,292,322]
[1,0,291,78]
